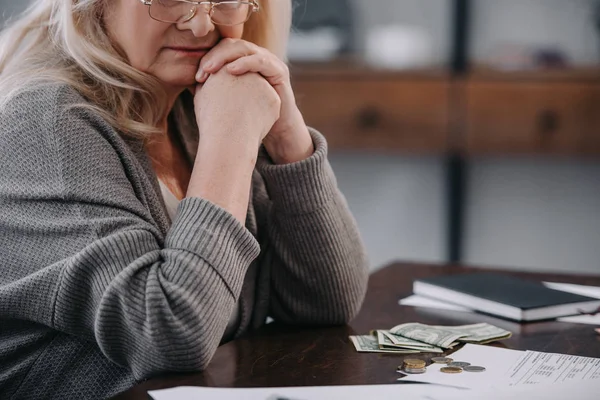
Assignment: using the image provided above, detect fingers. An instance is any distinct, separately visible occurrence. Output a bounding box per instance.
[226,54,289,86]
[196,38,258,82]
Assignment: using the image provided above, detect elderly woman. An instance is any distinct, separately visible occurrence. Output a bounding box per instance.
[0,0,369,398]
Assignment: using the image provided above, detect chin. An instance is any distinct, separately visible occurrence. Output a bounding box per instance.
[156,65,199,90]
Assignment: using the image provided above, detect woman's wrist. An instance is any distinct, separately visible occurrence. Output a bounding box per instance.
[263,117,315,165]
[187,139,258,223]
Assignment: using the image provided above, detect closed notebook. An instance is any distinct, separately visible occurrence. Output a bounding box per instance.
[413,273,600,322]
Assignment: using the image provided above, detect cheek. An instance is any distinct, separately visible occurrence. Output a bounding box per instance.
[127,34,165,73]
[105,3,167,72]
[125,22,168,73]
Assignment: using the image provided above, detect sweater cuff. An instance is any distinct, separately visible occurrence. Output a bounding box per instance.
[256,128,337,215]
[165,197,260,295]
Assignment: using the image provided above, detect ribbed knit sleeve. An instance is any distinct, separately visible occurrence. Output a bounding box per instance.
[0,85,259,381]
[255,128,369,324]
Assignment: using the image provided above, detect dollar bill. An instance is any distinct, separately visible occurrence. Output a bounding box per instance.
[437,323,512,344]
[376,330,405,350]
[350,323,512,354]
[349,335,420,354]
[378,330,445,353]
[389,323,468,349]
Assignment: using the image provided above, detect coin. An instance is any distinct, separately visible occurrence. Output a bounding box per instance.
[403,363,426,370]
[403,359,426,369]
[403,367,427,374]
[397,367,427,374]
[464,366,486,372]
[448,361,471,368]
[440,367,463,374]
[431,357,453,364]
[403,358,426,366]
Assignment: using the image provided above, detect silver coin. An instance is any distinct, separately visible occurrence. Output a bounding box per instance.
[448,361,471,368]
[464,366,486,372]
[431,357,453,364]
[403,367,427,374]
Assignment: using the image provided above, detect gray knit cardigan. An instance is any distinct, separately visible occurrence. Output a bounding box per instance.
[0,84,369,399]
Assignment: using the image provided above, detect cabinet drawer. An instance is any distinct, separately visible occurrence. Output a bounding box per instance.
[466,82,600,155]
[293,79,450,152]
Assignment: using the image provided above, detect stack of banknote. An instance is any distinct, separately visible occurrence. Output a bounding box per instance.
[349,322,512,354]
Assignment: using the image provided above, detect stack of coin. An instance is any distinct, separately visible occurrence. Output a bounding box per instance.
[401,358,427,374]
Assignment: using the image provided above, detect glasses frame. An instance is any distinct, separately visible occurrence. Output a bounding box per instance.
[139,0,260,26]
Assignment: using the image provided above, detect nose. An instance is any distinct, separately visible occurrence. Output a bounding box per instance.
[176,6,216,37]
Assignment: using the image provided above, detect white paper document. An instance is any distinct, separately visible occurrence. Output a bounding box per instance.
[504,350,600,386]
[402,343,600,392]
[556,314,600,325]
[148,384,464,400]
[149,380,600,400]
[439,380,600,400]
[399,344,524,389]
[149,379,600,400]
[399,294,471,312]
[543,282,600,300]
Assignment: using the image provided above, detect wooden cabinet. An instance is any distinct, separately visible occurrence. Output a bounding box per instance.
[292,70,450,153]
[466,81,600,156]
[290,63,600,156]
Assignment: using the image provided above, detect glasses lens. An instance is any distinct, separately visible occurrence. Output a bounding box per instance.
[211,1,253,26]
[150,0,196,23]
[149,1,255,25]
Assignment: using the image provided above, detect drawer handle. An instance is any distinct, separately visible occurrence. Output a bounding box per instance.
[537,109,560,135]
[356,106,383,130]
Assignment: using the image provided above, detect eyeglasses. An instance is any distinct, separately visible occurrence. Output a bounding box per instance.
[139,0,260,26]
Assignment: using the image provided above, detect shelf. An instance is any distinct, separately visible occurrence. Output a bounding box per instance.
[289,58,450,81]
[467,66,600,82]
[289,59,600,83]
[289,59,600,157]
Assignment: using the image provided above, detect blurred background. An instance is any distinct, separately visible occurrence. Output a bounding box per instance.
[288,0,600,276]
[2,0,599,275]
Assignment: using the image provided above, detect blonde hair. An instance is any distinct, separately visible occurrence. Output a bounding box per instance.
[0,0,291,138]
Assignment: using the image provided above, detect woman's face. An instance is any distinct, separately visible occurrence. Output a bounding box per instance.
[105,1,244,90]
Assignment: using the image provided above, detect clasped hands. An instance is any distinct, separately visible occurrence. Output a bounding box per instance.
[192,38,314,164]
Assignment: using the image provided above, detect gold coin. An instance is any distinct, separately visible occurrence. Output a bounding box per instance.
[403,359,426,369]
[403,358,426,365]
[404,364,426,370]
[403,362,426,368]
[440,367,463,374]
[400,364,422,371]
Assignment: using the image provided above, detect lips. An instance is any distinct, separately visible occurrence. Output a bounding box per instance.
[165,47,211,58]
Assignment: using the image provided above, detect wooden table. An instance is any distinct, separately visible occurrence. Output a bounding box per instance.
[115,263,600,398]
